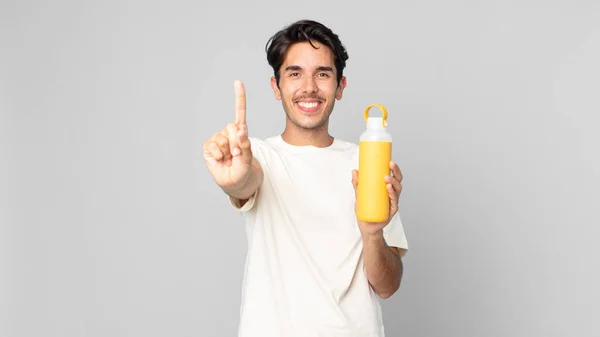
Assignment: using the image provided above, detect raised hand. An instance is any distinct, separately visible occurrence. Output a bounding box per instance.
[203,80,253,190]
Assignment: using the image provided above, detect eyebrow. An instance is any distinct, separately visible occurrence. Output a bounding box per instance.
[284,65,334,72]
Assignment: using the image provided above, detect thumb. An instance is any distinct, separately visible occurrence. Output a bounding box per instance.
[351,169,358,197]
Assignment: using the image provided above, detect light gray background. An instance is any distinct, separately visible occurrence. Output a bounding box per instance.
[1,0,599,336]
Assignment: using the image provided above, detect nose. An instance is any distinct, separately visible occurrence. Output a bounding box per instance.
[303,76,317,93]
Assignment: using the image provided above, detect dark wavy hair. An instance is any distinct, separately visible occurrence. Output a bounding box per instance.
[265,19,349,87]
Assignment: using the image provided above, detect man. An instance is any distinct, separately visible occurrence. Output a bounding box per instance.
[203,19,408,337]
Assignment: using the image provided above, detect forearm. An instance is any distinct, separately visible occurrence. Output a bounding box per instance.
[362,231,403,299]
[223,157,263,201]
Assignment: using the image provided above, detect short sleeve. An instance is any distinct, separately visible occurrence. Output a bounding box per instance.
[226,136,266,213]
[384,212,409,257]
[228,188,259,212]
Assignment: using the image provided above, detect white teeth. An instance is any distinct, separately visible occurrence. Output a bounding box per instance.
[298,102,319,109]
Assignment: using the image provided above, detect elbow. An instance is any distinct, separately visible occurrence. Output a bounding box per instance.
[376,279,401,299]
[376,284,399,299]
[378,288,397,299]
[377,292,394,299]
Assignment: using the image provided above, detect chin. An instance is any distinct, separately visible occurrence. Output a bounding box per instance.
[292,115,329,130]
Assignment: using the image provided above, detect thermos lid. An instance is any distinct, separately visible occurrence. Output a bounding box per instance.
[363,104,388,128]
[367,117,385,130]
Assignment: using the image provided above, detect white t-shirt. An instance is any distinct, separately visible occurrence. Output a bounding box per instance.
[229,135,409,337]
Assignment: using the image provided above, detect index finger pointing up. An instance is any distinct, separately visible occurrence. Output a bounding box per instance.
[234,80,246,125]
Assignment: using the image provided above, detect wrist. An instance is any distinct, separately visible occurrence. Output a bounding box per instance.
[222,169,253,198]
[361,229,385,245]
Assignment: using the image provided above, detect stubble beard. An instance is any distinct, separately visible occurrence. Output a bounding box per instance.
[283,100,335,131]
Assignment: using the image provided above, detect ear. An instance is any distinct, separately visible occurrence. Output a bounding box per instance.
[270,76,281,100]
[335,76,347,100]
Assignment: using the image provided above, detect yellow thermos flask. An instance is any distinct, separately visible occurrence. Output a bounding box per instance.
[356,104,392,223]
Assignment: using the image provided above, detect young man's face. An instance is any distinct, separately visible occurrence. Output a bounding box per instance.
[271,41,347,130]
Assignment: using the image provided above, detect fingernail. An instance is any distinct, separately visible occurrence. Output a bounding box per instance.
[232,147,241,156]
[224,159,232,166]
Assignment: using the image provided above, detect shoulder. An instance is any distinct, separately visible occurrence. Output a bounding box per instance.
[333,138,358,151]
[331,138,359,164]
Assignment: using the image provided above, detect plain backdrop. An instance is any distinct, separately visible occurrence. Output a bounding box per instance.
[1,0,599,336]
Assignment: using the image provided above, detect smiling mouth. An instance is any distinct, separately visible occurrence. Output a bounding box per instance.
[298,101,319,108]
[295,101,322,113]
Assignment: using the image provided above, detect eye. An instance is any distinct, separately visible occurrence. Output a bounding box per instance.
[317,73,330,78]
[290,72,300,77]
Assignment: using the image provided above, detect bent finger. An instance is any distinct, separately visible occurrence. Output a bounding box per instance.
[390,161,403,182]
[391,177,402,194]
[351,169,359,197]
[387,183,399,214]
[214,133,231,159]
[205,141,224,161]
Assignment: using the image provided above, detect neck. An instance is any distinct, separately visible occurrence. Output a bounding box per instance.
[281,119,333,148]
